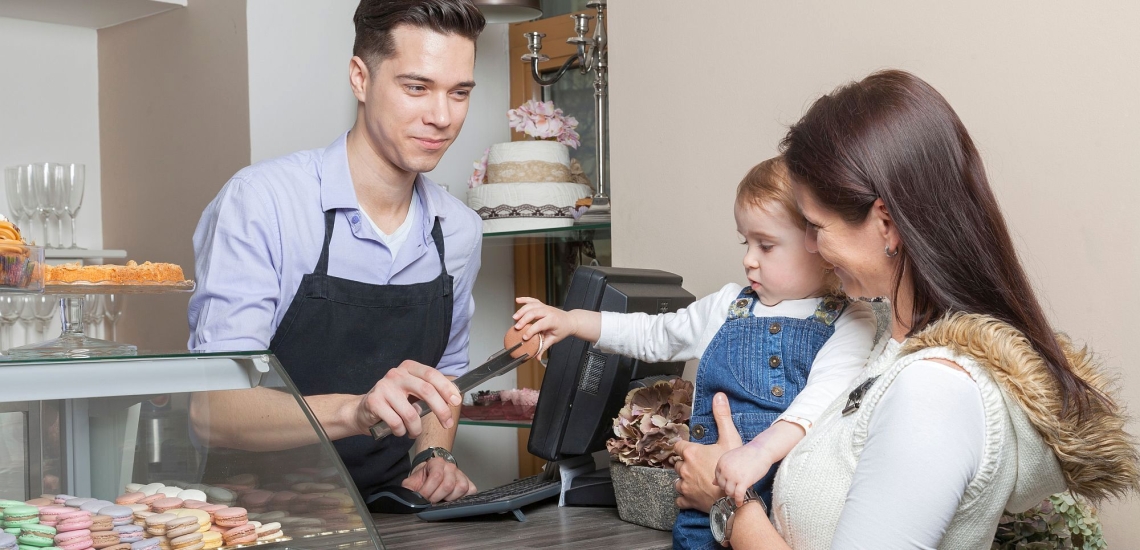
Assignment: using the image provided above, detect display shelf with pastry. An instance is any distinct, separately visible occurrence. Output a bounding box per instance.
[7,259,194,358]
[0,215,45,292]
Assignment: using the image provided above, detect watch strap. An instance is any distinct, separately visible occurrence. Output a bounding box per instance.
[410,447,456,471]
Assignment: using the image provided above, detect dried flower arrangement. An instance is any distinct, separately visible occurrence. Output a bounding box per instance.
[991,492,1106,549]
[606,378,694,468]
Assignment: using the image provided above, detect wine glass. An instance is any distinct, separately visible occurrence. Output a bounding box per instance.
[15,165,38,245]
[103,294,125,342]
[16,295,34,342]
[62,164,85,249]
[50,165,68,250]
[0,295,22,351]
[30,294,59,337]
[83,294,104,339]
[31,163,57,248]
[3,167,26,231]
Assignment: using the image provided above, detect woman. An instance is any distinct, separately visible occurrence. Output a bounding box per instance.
[676,70,1139,548]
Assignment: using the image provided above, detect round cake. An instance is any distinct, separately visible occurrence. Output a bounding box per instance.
[468,141,592,233]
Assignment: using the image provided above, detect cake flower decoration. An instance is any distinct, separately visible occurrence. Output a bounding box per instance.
[507,99,581,149]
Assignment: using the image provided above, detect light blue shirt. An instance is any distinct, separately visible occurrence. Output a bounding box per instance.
[188,132,482,377]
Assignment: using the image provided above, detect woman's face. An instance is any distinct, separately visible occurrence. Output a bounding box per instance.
[793,184,896,301]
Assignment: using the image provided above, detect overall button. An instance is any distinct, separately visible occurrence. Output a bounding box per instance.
[692,424,706,439]
[769,356,781,368]
[771,386,785,398]
[769,322,782,334]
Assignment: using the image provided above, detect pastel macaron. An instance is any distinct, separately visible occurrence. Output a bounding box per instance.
[17,524,57,547]
[209,509,245,529]
[2,505,41,528]
[221,524,255,546]
[37,507,72,527]
[52,511,91,535]
[254,522,281,542]
[147,499,181,515]
[53,529,92,550]
[143,514,175,537]
[62,499,91,510]
[172,491,204,505]
[111,525,142,545]
[168,533,202,550]
[89,530,119,549]
[88,516,112,533]
[111,495,142,508]
[25,498,54,508]
[0,532,14,550]
[137,485,163,498]
[94,508,130,529]
[155,488,183,498]
[129,539,159,550]
[163,518,197,540]
[198,532,220,550]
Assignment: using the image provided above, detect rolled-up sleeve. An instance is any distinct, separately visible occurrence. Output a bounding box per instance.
[188,176,283,352]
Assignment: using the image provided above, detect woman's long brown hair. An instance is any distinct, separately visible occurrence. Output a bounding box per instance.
[781,70,1102,418]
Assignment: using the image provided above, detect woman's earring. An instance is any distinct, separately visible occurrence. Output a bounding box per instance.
[885,245,899,258]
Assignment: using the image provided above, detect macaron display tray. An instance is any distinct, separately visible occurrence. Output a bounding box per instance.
[43,281,195,294]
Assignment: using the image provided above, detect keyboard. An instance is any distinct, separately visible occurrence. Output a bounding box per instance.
[416,473,561,521]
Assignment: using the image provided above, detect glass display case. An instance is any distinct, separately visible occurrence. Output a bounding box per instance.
[0,350,383,549]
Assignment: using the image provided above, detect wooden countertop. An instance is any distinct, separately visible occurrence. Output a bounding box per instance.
[372,501,672,549]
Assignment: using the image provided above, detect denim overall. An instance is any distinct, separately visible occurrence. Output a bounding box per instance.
[673,287,847,550]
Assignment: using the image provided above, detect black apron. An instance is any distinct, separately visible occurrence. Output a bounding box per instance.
[269,209,453,497]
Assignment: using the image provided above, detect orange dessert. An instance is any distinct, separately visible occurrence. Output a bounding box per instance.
[45,260,186,285]
[0,216,43,289]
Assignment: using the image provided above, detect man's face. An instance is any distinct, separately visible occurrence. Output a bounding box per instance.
[356,25,476,175]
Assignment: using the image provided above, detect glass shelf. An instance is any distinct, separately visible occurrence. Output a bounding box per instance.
[483,221,610,240]
[458,418,533,428]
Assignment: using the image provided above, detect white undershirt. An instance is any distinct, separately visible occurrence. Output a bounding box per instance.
[362,187,419,260]
[830,358,986,549]
[595,282,877,429]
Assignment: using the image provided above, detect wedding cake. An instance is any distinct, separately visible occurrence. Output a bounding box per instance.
[467,140,592,233]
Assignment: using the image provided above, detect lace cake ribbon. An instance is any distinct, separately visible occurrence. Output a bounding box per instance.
[486,161,572,184]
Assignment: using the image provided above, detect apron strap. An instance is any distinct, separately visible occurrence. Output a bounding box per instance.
[430,216,447,277]
[315,210,337,276]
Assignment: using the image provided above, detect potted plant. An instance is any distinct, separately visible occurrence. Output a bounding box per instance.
[606,378,693,531]
[992,492,1107,549]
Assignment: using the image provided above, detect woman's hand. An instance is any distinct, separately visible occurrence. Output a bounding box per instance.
[673,393,743,511]
[512,297,600,346]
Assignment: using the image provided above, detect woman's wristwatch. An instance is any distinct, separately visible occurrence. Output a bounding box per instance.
[410,447,456,471]
[710,488,765,547]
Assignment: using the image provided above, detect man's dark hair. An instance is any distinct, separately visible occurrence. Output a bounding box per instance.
[353,0,486,71]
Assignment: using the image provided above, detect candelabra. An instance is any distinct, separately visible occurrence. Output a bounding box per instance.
[522,0,609,223]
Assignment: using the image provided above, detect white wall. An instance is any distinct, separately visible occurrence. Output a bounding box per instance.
[245,1,519,490]
[0,17,103,250]
[609,0,1140,543]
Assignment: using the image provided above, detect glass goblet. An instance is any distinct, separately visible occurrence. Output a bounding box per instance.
[63,164,85,249]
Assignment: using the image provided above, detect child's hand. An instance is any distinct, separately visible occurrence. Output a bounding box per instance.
[513,297,581,348]
[715,444,775,506]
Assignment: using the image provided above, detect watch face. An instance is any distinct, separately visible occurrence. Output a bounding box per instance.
[710,500,729,542]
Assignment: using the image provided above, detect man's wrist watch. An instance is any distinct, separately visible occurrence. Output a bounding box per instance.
[710,488,765,547]
[411,447,456,471]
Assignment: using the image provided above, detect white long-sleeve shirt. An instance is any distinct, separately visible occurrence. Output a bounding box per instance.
[595,282,876,429]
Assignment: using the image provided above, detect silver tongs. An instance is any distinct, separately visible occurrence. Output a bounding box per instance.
[369,343,532,440]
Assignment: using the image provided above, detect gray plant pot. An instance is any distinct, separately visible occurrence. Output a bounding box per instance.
[609,461,680,531]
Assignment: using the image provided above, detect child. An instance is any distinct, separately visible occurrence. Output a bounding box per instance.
[512,157,876,549]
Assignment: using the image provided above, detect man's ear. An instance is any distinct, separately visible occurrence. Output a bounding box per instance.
[349,56,370,103]
[871,198,900,253]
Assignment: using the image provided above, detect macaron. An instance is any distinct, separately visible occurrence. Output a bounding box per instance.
[54,512,91,533]
[143,514,175,537]
[50,497,73,507]
[198,532,220,550]
[104,545,131,550]
[155,488,182,499]
[138,485,163,498]
[111,525,142,544]
[88,516,112,532]
[201,489,232,508]
[121,506,146,516]
[220,525,255,546]
[3,506,40,528]
[111,495,142,507]
[147,499,181,515]
[0,528,16,536]
[130,512,152,528]
[37,507,72,527]
[94,508,130,529]
[254,511,286,522]
[254,522,281,542]
[89,530,119,549]
[17,524,56,547]
[168,533,202,550]
[171,492,204,506]
[209,509,244,530]
[122,485,142,494]
[78,501,112,514]
[129,539,159,550]
[53,529,92,550]
[0,532,14,550]
[62,499,92,510]
[162,518,197,540]
[0,502,25,512]
[25,498,54,508]
[169,511,208,534]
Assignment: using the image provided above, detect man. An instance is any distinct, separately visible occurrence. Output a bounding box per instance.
[187,0,485,504]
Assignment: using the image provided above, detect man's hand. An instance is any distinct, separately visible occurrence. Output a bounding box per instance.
[401,457,478,503]
[349,360,462,438]
[673,393,744,511]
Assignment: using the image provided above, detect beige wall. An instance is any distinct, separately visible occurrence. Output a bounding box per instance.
[98,0,250,350]
[609,0,1140,543]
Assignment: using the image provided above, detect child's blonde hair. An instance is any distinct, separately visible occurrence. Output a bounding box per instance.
[736,156,843,296]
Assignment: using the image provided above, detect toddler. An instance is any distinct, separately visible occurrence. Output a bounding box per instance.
[512,157,875,549]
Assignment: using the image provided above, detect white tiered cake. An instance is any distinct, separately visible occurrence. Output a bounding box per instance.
[467,141,592,233]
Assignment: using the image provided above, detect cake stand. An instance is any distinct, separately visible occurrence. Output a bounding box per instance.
[6,281,194,359]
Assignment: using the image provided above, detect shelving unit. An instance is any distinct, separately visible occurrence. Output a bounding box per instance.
[0,0,186,29]
[45,249,128,261]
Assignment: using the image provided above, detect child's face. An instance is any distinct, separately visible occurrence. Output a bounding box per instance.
[735,200,829,307]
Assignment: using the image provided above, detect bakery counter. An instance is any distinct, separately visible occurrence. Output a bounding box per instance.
[373,500,672,549]
[0,350,383,549]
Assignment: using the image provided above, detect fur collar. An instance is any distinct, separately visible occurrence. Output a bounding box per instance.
[899,312,1140,503]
